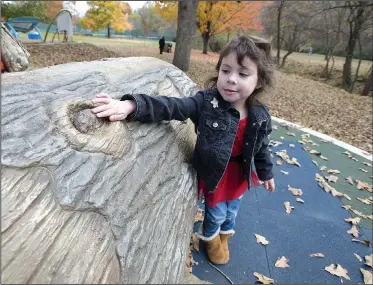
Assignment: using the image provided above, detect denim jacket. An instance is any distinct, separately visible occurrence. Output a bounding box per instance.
[121,88,273,193]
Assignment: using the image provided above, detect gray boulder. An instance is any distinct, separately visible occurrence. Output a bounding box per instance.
[1,57,198,284]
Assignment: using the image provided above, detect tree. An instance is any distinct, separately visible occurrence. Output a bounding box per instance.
[1,1,47,21]
[45,1,64,21]
[276,1,285,67]
[80,1,131,38]
[172,0,199,71]
[137,2,163,38]
[362,66,373,96]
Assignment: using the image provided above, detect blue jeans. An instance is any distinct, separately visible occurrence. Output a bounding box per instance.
[203,196,243,238]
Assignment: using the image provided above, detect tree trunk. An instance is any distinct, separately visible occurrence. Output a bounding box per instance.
[202,32,209,54]
[276,1,284,67]
[342,2,366,91]
[107,23,111,39]
[0,23,30,72]
[280,50,292,68]
[350,35,362,93]
[1,57,198,284]
[362,66,373,96]
[172,0,199,72]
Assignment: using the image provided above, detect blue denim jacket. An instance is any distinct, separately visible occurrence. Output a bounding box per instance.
[121,88,273,193]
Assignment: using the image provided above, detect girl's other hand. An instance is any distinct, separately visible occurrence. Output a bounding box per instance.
[91,93,136,121]
[263,178,275,192]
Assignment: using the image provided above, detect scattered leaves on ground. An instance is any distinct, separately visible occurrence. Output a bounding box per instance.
[360,268,373,284]
[356,180,373,193]
[357,197,372,205]
[296,198,305,203]
[275,150,301,167]
[190,233,200,252]
[275,256,290,268]
[347,225,359,238]
[325,175,338,183]
[345,176,354,185]
[324,264,350,280]
[363,162,372,167]
[328,169,341,174]
[284,201,294,214]
[320,166,327,171]
[255,234,270,245]
[195,207,204,222]
[310,253,325,258]
[253,272,275,284]
[288,185,303,196]
[342,205,368,219]
[359,168,369,173]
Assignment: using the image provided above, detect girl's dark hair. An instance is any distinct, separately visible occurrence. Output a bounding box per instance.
[205,36,275,105]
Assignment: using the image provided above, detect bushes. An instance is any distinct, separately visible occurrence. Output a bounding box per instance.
[208,37,226,52]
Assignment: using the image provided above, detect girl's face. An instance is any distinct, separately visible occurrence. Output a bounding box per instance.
[217,52,260,109]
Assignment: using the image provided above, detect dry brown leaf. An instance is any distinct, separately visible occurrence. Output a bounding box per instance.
[310,149,321,155]
[311,142,319,146]
[331,188,345,197]
[320,155,329,161]
[363,162,372,167]
[298,140,306,145]
[280,170,289,175]
[296,198,305,203]
[288,185,303,196]
[360,168,369,173]
[194,207,204,222]
[344,217,361,225]
[253,272,275,284]
[367,215,373,220]
[273,125,278,130]
[312,160,319,166]
[357,197,372,205]
[347,225,359,238]
[190,233,200,252]
[365,254,373,268]
[328,169,341,174]
[284,201,294,214]
[345,176,354,185]
[342,205,368,218]
[280,136,284,140]
[356,180,373,192]
[275,150,301,167]
[255,234,269,245]
[360,268,373,284]
[352,157,359,162]
[343,151,352,157]
[310,253,325,258]
[352,239,371,247]
[277,159,283,165]
[275,256,290,268]
[320,166,327,171]
[354,253,363,262]
[287,132,296,137]
[324,264,350,280]
[289,144,295,148]
[343,194,351,200]
[325,175,338,183]
[270,140,283,147]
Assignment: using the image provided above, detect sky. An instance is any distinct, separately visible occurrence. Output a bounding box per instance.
[74,1,148,16]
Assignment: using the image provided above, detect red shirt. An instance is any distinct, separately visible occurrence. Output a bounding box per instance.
[199,117,260,207]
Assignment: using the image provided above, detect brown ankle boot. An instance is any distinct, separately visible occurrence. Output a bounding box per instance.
[205,235,228,264]
[220,233,233,261]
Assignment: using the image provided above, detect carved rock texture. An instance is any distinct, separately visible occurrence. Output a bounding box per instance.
[1,57,199,284]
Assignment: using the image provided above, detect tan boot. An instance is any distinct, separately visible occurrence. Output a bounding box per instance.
[220,233,233,261]
[205,235,228,264]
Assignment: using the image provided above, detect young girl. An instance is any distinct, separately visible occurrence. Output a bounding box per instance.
[91,36,275,265]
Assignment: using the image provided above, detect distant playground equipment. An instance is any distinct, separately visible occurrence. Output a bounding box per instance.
[44,9,73,43]
[3,17,43,42]
[164,43,173,53]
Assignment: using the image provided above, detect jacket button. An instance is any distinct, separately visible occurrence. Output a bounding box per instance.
[213,122,218,128]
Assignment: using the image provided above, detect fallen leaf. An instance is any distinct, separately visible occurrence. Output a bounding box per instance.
[343,151,353,158]
[367,215,373,220]
[284,201,294,214]
[275,256,290,268]
[345,176,354,185]
[344,217,361,225]
[324,264,350,280]
[298,140,306,145]
[328,169,341,174]
[194,207,204,222]
[272,125,278,130]
[360,168,369,173]
[255,234,269,245]
[296,198,305,203]
[343,194,351,200]
[310,253,325,258]
[352,239,371,247]
[325,175,338,183]
[320,155,329,161]
[289,144,295,148]
[280,170,289,175]
[356,180,373,192]
[360,268,373,284]
[253,272,274,284]
[354,253,363,262]
[357,197,372,205]
[288,185,303,196]
[310,149,321,155]
[320,139,329,143]
[275,150,301,167]
[287,132,296,137]
[320,166,327,171]
[280,136,284,140]
[190,233,200,252]
[331,188,345,197]
[277,159,283,165]
[365,254,373,268]
[352,157,359,162]
[312,160,319,166]
[347,225,359,238]
[269,140,283,147]
[363,162,372,167]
